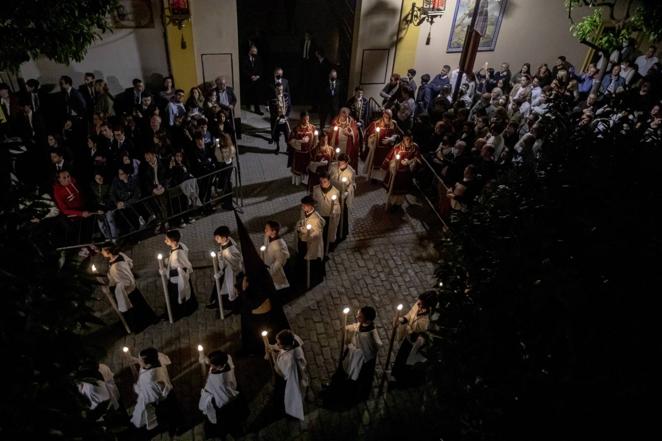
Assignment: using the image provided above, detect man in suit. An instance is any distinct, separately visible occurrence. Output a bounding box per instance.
[241,45,264,115]
[13,102,46,146]
[313,49,333,112]
[213,76,237,112]
[116,78,145,116]
[344,86,368,129]
[21,79,45,115]
[79,72,96,117]
[268,83,291,154]
[58,76,87,120]
[318,69,342,132]
[300,31,317,105]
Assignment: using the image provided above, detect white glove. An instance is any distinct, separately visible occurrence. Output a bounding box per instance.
[213,271,222,280]
[158,268,166,277]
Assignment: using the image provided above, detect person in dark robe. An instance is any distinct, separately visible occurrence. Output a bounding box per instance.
[234,211,290,356]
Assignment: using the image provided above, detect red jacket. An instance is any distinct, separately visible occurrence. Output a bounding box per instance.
[53,178,85,218]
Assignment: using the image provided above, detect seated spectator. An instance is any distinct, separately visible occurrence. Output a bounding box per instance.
[186,87,205,115]
[53,170,94,219]
[167,89,186,126]
[599,65,625,97]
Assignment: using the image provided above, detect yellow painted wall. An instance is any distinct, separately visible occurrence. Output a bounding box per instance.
[393,0,422,75]
[163,0,198,94]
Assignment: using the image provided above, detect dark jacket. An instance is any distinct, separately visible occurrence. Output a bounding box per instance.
[111,175,141,204]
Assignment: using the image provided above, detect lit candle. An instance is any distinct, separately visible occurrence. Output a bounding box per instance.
[331,194,337,202]
[91,264,97,273]
[306,224,312,231]
[197,344,206,377]
[261,330,273,366]
[260,245,266,260]
[122,346,130,355]
[314,130,319,136]
[157,253,173,324]
[397,303,404,312]
[341,176,348,183]
[210,251,224,320]
[333,126,339,132]
[438,281,443,287]
[376,127,381,134]
[123,346,138,377]
[335,147,340,154]
[395,153,401,161]
[338,307,351,368]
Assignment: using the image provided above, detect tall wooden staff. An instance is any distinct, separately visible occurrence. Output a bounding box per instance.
[340,176,348,238]
[367,126,381,180]
[122,346,139,379]
[91,264,132,334]
[378,303,404,395]
[325,194,338,257]
[157,254,174,324]
[197,344,207,379]
[210,251,225,320]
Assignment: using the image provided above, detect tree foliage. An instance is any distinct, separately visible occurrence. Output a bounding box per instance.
[0,0,118,72]
[0,193,113,440]
[425,99,661,439]
[566,0,662,54]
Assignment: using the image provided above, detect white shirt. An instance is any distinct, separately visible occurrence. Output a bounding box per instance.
[635,54,658,77]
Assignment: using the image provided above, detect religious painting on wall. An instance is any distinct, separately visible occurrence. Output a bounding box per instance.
[111,0,155,28]
[447,0,508,53]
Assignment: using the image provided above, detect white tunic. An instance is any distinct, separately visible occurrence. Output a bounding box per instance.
[131,353,173,430]
[328,163,356,208]
[398,304,430,366]
[342,323,383,380]
[263,237,290,290]
[198,355,240,424]
[78,364,120,412]
[274,335,308,421]
[296,210,326,260]
[312,185,341,243]
[217,238,243,300]
[107,253,135,312]
[167,243,193,303]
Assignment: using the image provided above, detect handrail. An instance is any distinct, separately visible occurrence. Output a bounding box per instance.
[413,154,452,232]
[55,164,241,251]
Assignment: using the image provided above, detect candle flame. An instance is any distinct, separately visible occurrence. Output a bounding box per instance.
[157,253,163,260]
[376,127,381,133]
[335,147,340,153]
[397,304,404,311]
[331,194,337,201]
[261,330,268,337]
[91,264,97,273]
[333,126,339,131]
[314,130,319,136]
[260,245,266,252]
[210,251,216,258]
[122,346,129,353]
[306,224,312,230]
[341,177,348,183]
[439,281,443,287]
[343,307,350,314]
[395,154,401,160]
[197,344,204,352]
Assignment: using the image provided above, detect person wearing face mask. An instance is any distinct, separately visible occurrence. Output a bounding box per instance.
[270,67,291,100]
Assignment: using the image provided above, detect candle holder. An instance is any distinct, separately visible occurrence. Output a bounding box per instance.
[157,254,174,324]
[210,251,224,320]
[91,264,132,334]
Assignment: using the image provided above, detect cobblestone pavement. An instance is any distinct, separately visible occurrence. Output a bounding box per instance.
[88,109,441,440]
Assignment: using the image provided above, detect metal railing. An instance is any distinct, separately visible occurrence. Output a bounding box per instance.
[55,164,242,251]
[412,154,452,232]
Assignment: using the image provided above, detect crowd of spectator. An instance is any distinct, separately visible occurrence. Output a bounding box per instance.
[1,74,240,245]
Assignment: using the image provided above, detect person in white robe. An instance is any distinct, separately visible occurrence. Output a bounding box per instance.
[77,362,123,424]
[131,348,180,437]
[161,229,198,320]
[102,245,157,332]
[263,221,290,291]
[199,350,247,439]
[327,153,356,242]
[391,291,436,387]
[296,196,326,287]
[208,226,244,312]
[312,173,341,255]
[271,330,308,421]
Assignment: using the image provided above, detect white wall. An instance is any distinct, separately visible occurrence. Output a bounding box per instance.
[349,0,403,100]
[190,0,241,108]
[410,0,588,79]
[19,0,168,95]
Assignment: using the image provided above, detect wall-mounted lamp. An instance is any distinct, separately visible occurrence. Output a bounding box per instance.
[165,0,191,49]
[404,0,447,45]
